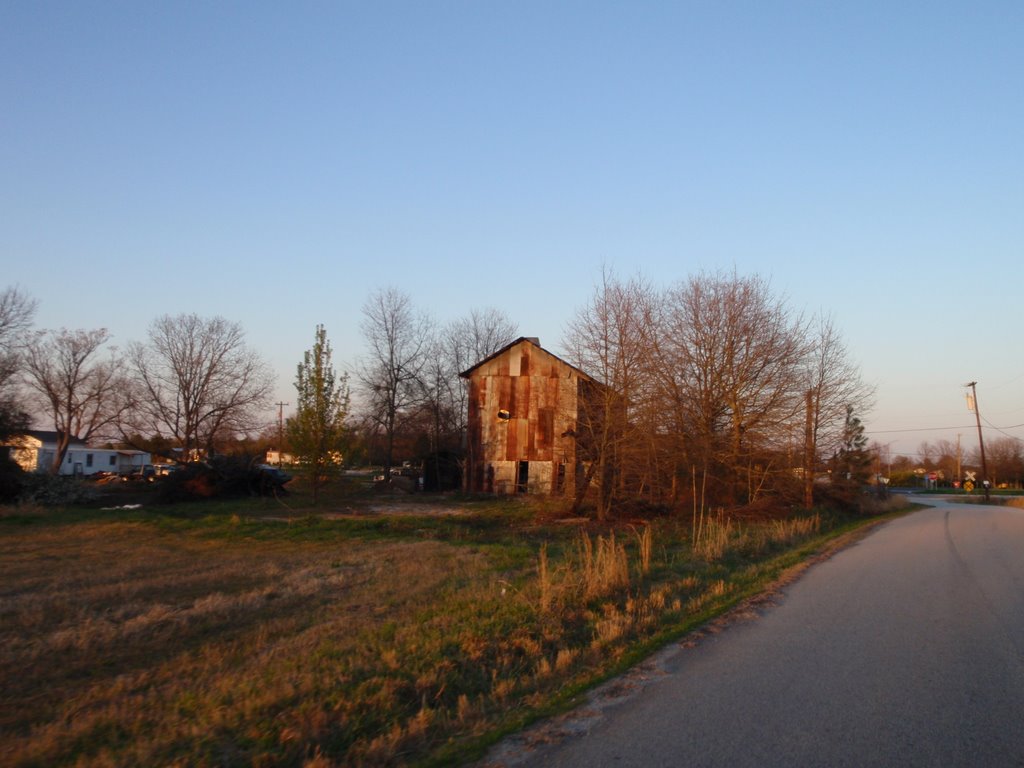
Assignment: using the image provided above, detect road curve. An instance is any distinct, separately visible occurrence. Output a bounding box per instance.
[483,498,1024,767]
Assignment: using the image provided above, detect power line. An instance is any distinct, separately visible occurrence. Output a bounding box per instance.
[868,422,1024,436]
[988,370,1024,391]
[867,424,975,434]
[981,416,1024,443]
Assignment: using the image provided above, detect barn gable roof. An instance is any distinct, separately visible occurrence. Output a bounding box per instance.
[458,337,594,382]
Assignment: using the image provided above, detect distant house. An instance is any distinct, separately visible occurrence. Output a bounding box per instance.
[265,450,296,466]
[460,337,599,496]
[5,431,151,476]
[266,450,345,467]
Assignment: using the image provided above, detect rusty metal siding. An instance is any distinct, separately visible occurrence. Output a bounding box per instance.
[538,407,554,454]
[464,338,590,494]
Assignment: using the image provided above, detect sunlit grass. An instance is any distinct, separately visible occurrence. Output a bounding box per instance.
[0,499,900,766]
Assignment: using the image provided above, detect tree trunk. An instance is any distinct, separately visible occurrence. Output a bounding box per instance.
[570,461,598,518]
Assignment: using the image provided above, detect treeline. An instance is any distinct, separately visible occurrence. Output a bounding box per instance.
[2,271,876,513]
[0,285,521,486]
[887,438,1024,489]
[0,299,277,474]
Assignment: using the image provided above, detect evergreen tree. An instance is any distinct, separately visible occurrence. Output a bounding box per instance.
[834,405,871,485]
[287,325,350,504]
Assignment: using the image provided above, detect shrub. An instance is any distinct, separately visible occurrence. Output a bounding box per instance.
[0,453,25,503]
[17,473,99,506]
[813,480,868,514]
[158,456,290,502]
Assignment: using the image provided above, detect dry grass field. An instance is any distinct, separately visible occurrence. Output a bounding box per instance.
[0,491,904,767]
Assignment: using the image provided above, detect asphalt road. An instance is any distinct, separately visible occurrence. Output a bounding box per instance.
[484,498,1024,767]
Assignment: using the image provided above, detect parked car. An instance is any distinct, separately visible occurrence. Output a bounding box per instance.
[255,464,292,489]
[121,465,156,482]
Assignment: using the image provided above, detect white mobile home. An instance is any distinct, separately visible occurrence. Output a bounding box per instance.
[5,431,151,476]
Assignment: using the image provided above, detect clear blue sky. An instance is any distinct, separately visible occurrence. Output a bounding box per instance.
[3,2,1022,458]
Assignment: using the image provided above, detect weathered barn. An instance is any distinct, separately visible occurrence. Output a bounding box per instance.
[460,337,595,495]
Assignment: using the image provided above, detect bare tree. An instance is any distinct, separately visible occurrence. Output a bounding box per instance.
[0,287,37,439]
[23,328,126,472]
[126,314,273,460]
[441,308,518,442]
[564,269,656,518]
[802,314,875,507]
[449,308,519,369]
[917,440,935,470]
[932,438,960,483]
[404,307,517,492]
[980,437,1024,488]
[653,272,810,505]
[418,336,461,457]
[357,288,433,481]
[0,287,37,387]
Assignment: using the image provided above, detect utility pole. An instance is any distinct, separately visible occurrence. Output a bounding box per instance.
[276,401,289,467]
[956,433,962,486]
[965,382,990,502]
[804,389,814,510]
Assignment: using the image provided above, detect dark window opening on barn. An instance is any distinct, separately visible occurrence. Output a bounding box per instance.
[556,462,566,494]
[517,461,529,493]
[86,454,93,468]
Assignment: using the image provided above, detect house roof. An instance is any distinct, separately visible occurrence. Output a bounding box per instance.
[459,336,595,382]
[20,430,87,447]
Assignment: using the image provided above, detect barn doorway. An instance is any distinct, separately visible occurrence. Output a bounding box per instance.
[516,461,529,493]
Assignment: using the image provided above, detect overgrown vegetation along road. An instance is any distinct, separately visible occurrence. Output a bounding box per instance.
[0,494,911,767]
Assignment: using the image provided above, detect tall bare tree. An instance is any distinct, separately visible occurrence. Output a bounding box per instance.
[449,308,519,369]
[979,437,1024,488]
[441,308,518,443]
[917,440,935,470]
[418,335,461,459]
[0,287,37,440]
[932,438,961,483]
[405,308,517,492]
[564,269,656,518]
[653,272,810,505]
[23,328,126,472]
[357,288,432,481]
[126,314,273,460]
[802,314,875,507]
